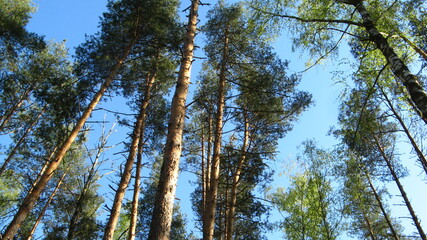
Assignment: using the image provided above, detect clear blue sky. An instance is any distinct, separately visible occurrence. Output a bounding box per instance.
[26,0,426,239]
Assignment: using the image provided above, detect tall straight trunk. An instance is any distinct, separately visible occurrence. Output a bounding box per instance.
[0,86,34,132]
[128,72,156,240]
[147,1,199,239]
[2,41,136,240]
[202,116,213,225]
[0,105,46,176]
[204,25,229,240]
[104,72,156,240]
[344,0,427,123]
[362,211,377,240]
[379,85,427,174]
[225,113,249,240]
[364,171,400,240]
[205,116,213,206]
[373,136,426,240]
[201,128,206,222]
[27,172,66,240]
[27,148,56,196]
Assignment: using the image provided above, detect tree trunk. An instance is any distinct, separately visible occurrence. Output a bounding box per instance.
[373,136,426,240]
[204,24,229,240]
[0,86,34,133]
[104,72,156,240]
[0,105,46,176]
[26,172,66,240]
[379,85,427,174]
[202,115,213,227]
[345,0,427,123]
[147,1,199,239]
[361,210,377,240]
[225,113,249,240]
[364,171,400,240]
[67,131,106,240]
[128,72,156,240]
[2,41,136,240]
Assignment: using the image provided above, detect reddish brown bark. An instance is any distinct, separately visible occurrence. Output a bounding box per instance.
[2,41,135,240]
[225,113,249,240]
[203,24,230,240]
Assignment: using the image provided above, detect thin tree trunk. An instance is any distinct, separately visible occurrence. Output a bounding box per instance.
[364,171,400,240]
[128,72,156,240]
[2,41,136,240]
[202,115,213,226]
[397,33,427,62]
[379,85,427,174]
[0,105,47,176]
[206,115,213,206]
[344,0,427,123]
[0,86,34,132]
[225,113,249,240]
[67,128,108,240]
[204,24,229,240]
[27,172,66,240]
[373,136,426,240]
[361,210,377,240]
[201,128,206,222]
[104,72,155,240]
[147,1,199,239]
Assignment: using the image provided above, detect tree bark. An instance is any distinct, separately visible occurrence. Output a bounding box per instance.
[364,171,400,240]
[147,1,199,239]
[225,113,249,240]
[373,136,426,240]
[0,105,46,176]
[2,41,136,240]
[26,172,66,240]
[104,72,155,240]
[127,72,156,240]
[204,25,229,240]
[379,85,427,174]
[345,0,427,123]
[0,86,34,133]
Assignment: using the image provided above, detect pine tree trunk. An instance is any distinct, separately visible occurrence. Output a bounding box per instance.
[202,116,213,227]
[147,1,199,239]
[2,42,135,240]
[361,211,377,240]
[373,136,426,240]
[67,136,104,240]
[346,0,427,123]
[0,86,34,132]
[128,72,156,240]
[104,72,156,240]
[0,105,46,176]
[204,24,229,240]
[225,113,249,240]
[364,171,400,240]
[201,128,206,222]
[27,172,66,240]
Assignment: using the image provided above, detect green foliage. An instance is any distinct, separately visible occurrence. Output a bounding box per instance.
[271,141,342,239]
[0,170,21,220]
[0,0,34,37]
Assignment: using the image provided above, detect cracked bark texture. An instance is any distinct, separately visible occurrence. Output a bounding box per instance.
[147,1,199,239]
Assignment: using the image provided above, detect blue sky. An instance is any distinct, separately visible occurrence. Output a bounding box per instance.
[25,0,426,239]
